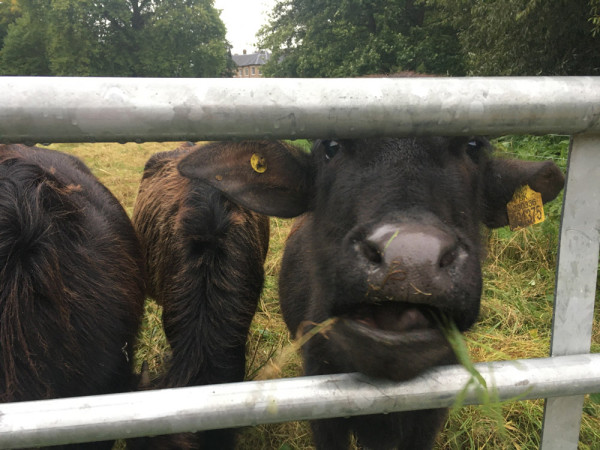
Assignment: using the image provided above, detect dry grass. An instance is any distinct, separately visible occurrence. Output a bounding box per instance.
[44,141,599,450]
[44,142,178,215]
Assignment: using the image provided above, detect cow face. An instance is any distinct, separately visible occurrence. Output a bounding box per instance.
[178,138,564,381]
[290,137,491,380]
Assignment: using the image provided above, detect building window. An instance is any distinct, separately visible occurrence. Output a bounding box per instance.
[244,67,249,76]
[258,68,262,75]
[251,67,256,75]
[238,69,242,77]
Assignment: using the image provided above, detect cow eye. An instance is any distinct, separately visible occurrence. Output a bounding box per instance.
[468,139,483,149]
[466,138,487,161]
[323,140,340,161]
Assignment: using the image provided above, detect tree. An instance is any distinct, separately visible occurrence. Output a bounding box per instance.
[0,0,231,77]
[46,0,98,76]
[259,0,600,77]
[257,0,466,77]
[137,0,229,77]
[0,0,21,45]
[0,0,51,75]
[590,0,600,36]
[426,0,600,75]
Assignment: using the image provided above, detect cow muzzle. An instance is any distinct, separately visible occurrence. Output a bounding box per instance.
[357,222,467,303]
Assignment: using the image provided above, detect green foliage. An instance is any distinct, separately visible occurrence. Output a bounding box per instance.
[0,0,231,77]
[287,139,312,152]
[137,0,229,77]
[257,0,466,77]
[0,0,21,45]
[0,1,51,75]
[494,135,570,171]
[46,0,97,76]
[442,319,506,438]
[426,0,600,75]
[590,0,600,36]
[259,0,600,76]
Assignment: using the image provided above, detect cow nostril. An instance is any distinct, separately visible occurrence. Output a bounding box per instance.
[360,240,382,264]
[439,246,458,269]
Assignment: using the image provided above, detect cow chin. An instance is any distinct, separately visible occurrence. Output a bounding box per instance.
[325,303,457,381]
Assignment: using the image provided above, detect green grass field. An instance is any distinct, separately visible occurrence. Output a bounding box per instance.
[46,136,599,450]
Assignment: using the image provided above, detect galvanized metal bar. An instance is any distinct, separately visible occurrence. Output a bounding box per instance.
[1,77,598,449]
[1,77,600,143]
[0,355,599,449]
[541,134,600,450]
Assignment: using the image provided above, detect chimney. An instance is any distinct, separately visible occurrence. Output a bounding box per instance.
[243,49,247,54]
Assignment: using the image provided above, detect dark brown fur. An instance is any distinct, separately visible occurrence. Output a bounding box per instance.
[130,143,270,449]
[0,144,145,449]
[177,138,565,449]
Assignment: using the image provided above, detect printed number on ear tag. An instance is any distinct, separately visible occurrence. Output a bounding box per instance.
[506,185,545,231]
[251,153,267,173]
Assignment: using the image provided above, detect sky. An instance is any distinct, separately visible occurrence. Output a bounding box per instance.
[214,0,278,55]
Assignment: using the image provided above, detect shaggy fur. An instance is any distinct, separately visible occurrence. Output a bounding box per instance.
[0,144,145,449]
[131,143,270,449]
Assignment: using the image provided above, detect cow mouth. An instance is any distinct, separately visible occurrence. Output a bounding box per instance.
[340,302,441,338]
[327,302,456,380]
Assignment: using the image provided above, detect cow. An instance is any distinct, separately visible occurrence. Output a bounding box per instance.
[0,144,145,450]
[176,137,565,449]
[130,142,270,449]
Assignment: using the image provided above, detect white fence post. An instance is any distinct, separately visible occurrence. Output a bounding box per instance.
[540,134,600,449]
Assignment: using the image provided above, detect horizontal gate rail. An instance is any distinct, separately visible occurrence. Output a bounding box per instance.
[0,77,600,143]
[0,77,598,449]
[0,355,599,449]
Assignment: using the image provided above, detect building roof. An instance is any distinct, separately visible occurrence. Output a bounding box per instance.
[232,51,271,67]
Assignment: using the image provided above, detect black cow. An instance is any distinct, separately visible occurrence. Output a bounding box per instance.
[177,137,564,449]
[131,142,270,449]
[0,144,145,449]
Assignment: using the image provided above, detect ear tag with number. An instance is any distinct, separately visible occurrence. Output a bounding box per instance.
[251,153,267,173]
[506,185,545,231]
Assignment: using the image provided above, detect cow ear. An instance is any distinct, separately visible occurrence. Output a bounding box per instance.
[483,159,565,228]
[177,140,313,218]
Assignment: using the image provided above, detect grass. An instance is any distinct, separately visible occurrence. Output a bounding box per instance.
[44,136,599,450]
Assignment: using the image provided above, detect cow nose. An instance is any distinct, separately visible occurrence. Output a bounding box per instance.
[359,223,464,299]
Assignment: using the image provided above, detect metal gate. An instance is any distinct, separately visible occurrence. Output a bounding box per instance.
[0,76,598,449]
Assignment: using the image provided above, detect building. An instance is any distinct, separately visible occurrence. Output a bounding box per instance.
[232,50,270,78]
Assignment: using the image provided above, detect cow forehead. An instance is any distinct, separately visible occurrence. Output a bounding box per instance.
[312,137,487,219]
[313,137,489,179]
[336,136,450,149]
[314,136,488,163]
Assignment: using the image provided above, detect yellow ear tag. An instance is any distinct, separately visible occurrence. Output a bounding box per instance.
[251,153,267,173]
[506,185,545,231]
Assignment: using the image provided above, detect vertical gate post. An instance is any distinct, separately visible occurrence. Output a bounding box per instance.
[541,134,600,449]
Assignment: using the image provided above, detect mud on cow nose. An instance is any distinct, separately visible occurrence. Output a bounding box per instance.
[355,222,466,302]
